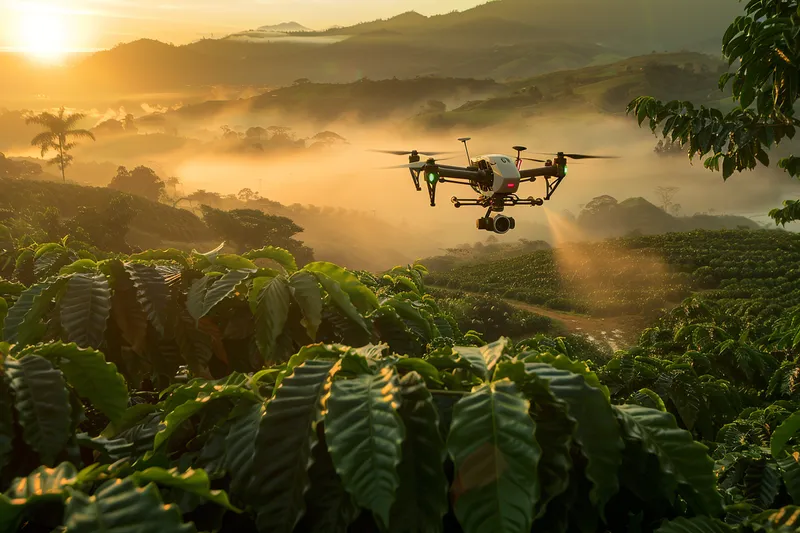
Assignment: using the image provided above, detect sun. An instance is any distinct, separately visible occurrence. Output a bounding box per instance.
[16,6,70,63]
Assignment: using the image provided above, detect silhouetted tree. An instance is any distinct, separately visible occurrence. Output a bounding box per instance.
[26,107,95,183]
[108,165,166,202]
[654,186,680,213]
[582,195,618,215]
[237,188,259,202]
[200,205,315,265]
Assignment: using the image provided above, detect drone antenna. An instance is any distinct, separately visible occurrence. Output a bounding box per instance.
[458,137,472,165]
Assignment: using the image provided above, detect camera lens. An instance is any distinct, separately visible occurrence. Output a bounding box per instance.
[493,215,511,234]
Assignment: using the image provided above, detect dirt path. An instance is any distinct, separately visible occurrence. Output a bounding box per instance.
[432,286,647,351]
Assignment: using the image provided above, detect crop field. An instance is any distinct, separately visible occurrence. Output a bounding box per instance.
[425,230,800,322]
[1,229,800,532]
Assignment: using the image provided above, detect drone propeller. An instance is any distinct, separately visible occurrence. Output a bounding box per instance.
[370,149,456,156]
[379,156,457,170]
[536,152,620,160]
[381,162,429,170]
[521,157,548,163]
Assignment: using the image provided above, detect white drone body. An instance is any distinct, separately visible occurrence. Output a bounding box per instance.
[373,139,615,234]
[471,154,522,197]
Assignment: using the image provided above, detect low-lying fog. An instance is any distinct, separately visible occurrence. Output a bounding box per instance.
[5,102,800,266]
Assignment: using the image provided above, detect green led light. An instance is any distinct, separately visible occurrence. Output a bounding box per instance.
[428,172,437,183]
[564,166,568,175]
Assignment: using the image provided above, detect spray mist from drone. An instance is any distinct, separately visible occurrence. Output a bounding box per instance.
[542,208,673,317]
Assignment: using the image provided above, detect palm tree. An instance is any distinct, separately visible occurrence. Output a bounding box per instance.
[26,107,95,183]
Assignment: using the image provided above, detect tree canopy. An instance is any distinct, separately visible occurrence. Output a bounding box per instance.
[108,165,166,202]
[25,107,95,183]
[627,0,800,225]
[200,205,315,265]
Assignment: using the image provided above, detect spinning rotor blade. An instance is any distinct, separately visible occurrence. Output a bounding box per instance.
[521,157,548,163]
[381,162,429,170]
[536,152,620,160]
[370,149,457,156]
[379,156,457,169]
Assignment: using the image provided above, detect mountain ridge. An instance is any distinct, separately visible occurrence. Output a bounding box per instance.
[256,22,313,33]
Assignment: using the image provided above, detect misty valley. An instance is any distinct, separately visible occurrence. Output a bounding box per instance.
[3,1,800,532]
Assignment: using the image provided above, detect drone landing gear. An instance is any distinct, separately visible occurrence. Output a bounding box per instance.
[450,195,546,234]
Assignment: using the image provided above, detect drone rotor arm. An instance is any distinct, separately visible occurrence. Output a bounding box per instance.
[519,166,561,179]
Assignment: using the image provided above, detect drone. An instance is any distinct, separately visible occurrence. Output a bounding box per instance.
[375,138,618,234]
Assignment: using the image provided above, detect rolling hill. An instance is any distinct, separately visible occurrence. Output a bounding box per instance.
[0,0,745,101]
[0,178,434,271]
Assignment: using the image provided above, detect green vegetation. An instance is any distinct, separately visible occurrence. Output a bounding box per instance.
[0,177,214,251]
[428,288,556,341]
[25,107,95,184]
[3,231,800,532]
[628,0,800,226]
[425,229,800,320]
[6,3,800,532]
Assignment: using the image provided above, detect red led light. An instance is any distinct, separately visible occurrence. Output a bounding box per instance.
[507,183,515,188]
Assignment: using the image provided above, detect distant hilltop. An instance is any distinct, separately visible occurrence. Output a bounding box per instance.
[256,22,313,33]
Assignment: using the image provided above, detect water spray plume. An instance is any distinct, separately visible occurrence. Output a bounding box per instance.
[543,208,673,319]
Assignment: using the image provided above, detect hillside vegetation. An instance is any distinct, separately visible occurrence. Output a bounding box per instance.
[0,177,212,248]
[3,232,800,531]
[425,229,800,319]
[0,178,432,271]
[0,0,744,100]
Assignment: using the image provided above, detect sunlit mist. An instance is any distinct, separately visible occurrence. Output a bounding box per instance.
[543,207,672,318]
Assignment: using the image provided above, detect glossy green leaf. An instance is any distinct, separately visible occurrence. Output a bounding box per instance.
[59,273,111,349]
[188,269,251,324]
[777,451,800,504]
[58,259,98,276]
[771,410,800,458]
[129,467,241,511]
[6,461,78,499]
[127,248,189,267]
[3,278,66,345]
[389,372,448,533]
[244,246,298,273]
[526,363,622,515]
[224,402,263,497]
[524,375,575,519]
[0,462,78,530]
[522,351,610,402]
[394,357,444,387]
[248,360,337,533]
[255,276,292,363]
[304,261,379,313]
[19,342,128,423]
[34,249,68,279]
[290,270,323,340]
[615,405,724,516]
[149,387,256,459]
[0,280,25,297]
[297,425,359,533]
[447,379,540,533]
[314,272,372,337]
[213,254,257,271]
[324,367,405,529]
[5,355,72,465]
[63,478,195,533]
[452,337,509,380]
[275,344,344,391]
[126,263,171,335]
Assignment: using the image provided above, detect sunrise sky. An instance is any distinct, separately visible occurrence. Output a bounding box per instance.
[1,0,486,57]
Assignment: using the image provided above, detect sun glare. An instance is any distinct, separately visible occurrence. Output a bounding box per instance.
[17,6,70,63]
